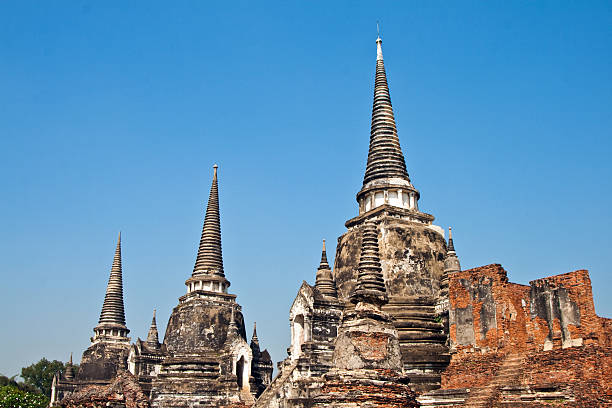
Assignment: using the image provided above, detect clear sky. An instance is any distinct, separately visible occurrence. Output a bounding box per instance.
[1,1,611,378]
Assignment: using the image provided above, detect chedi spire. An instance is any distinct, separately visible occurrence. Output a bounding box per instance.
[251,322,260,351]
[146,310,160,348]
[64,353,75,380]
[252,322,258,343]
[444,227,461,274]
[356,35,424,219]
[227,305,241,338]
[314,239,338,297]
[350,222,388,307]
[193,165,224,277]
[363,36,410,186]
[93,233,129,341]
[185,165,230,296]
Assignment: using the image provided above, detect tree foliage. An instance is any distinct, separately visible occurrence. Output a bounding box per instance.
[0,375,40,394]
[20,358,66,397]
[0,385,49,408]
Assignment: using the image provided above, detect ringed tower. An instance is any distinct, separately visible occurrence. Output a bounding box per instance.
[333,35,450,392]
[150,165,268,407]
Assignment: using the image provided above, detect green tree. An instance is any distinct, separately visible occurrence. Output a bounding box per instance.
[0,385,49,408]
[0,375,41,394]
[20,358,65,397]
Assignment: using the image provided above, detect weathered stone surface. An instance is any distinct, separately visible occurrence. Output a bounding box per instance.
[78,341,131,382]
[313,371,419,408]
[164,297,246,354]
[148,167,267,407]
[309,223,419,408]
[149,297,257,408]
[332,309,402,371]
[250,324,273,397]
[254,279,344,408]
[334,213,450,392]
[59,371,149,408]
[335,216,446,301]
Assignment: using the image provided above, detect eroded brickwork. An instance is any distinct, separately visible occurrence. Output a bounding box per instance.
[424,265,612,407]
[448,265,608,357]
[522,345,612,406]
[59,371,149,408]
[442,351,505,389]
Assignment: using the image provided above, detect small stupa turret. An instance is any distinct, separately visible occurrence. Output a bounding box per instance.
[444,227,461,274]
[314,240,338,297]
[146,310,160,349]
[64,353,75,381]
[315,220,416,407]
[250,322,260,355]
[350,222,388,308]
[440,226,461,305]
[227,306,241,338]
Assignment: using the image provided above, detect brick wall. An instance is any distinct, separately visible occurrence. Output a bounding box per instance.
[442,264,611,404]
[441,351,505,389]
[530,270,604,349]
[522,345,612,406]
[448,264,532,354]
[448,265,608,356]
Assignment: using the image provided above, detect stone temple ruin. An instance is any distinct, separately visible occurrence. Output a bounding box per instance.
[51,35,611,408]
[52,166,274,408]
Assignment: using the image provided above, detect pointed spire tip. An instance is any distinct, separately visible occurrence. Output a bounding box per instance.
[193,163,224,276]
[96,232,128,331]
[376,31,383,61]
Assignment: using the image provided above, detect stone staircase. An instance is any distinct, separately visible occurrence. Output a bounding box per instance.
[384,299,451,392]
[462,353,525,408]
[240,388,255,404]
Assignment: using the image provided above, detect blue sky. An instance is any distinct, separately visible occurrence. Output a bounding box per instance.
[1,1,611,377]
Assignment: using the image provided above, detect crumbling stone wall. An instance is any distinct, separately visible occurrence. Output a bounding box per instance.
[78,341,131,382]
[522,345,612,406]
[437,345,612,406]
[448,265,608,356]
[313,374,419,408]
[59,371,149,408]
[441,351,505,389]
[529,270,604,350]
[435,265,612,407]
[601,317,612,346]
[448,264,532,354]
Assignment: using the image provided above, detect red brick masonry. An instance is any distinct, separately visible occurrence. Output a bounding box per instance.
[442,264,612,406]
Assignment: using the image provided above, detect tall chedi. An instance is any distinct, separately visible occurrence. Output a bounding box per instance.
[333,35,451,392]
[78,233,132,381]
[313,223,419,408]
[150,165,269,408]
